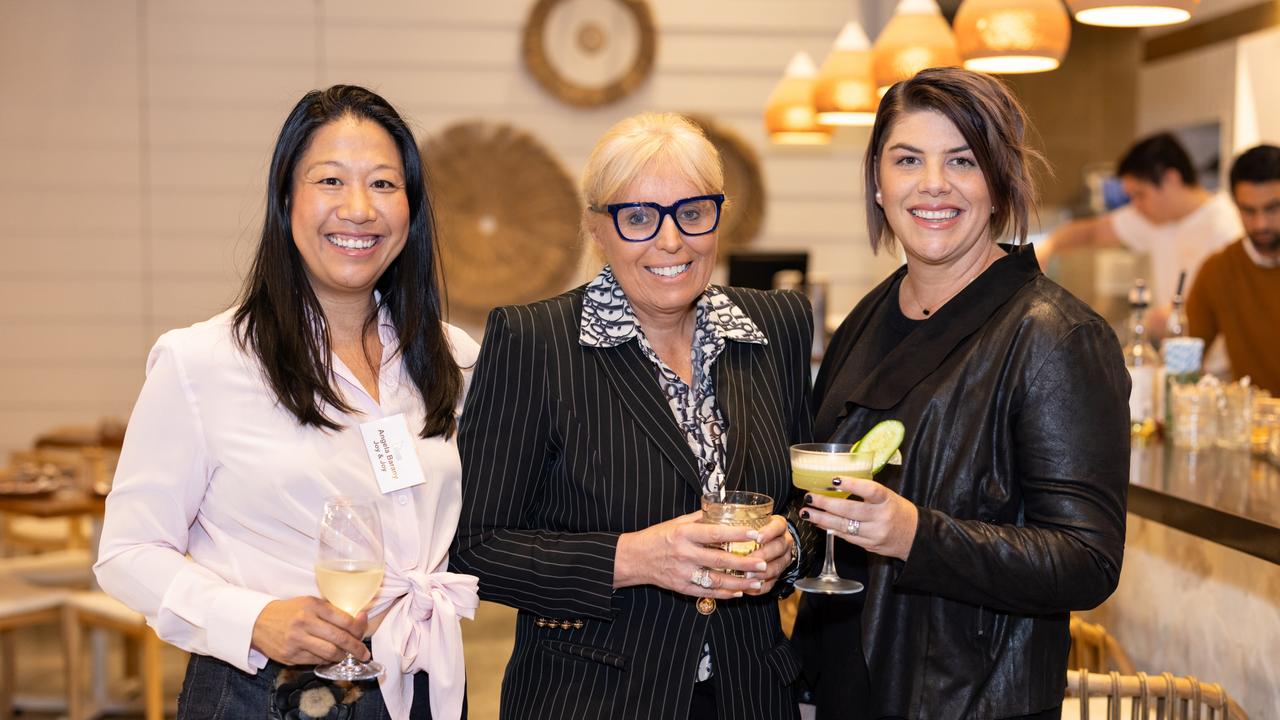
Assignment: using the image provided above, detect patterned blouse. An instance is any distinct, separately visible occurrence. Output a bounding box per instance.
[579,265,768,681]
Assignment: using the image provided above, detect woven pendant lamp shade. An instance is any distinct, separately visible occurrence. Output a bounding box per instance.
[1067,0,1197,27]
[813,22,877,127]
[873,0,962,94]
[955,0,1071,74]
[764,52,832,145]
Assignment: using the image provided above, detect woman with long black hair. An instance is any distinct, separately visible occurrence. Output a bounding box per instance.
[96,85,477,720]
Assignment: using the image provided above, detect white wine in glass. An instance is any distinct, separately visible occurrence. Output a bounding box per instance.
[314,496,385,681]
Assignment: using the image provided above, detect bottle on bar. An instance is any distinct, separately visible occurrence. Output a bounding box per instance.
[1124,279,1160,442]
[1165,270,1188,339]
[1159,269,1190,431]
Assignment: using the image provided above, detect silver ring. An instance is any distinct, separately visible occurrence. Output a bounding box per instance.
[691,567,713,589]
[846,519,861,536]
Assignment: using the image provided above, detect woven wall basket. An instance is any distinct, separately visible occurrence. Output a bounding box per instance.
[686,114,766,251]
[423,121,583,327]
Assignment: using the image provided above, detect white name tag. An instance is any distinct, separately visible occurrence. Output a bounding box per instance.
[359,414,426,494]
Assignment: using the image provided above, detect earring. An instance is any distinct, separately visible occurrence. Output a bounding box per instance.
[875,191,883,203]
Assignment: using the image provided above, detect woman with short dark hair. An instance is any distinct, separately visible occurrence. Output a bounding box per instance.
[96,85,476,720]
[792,68,1130,720]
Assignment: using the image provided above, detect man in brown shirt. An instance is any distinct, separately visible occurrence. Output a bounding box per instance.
[1186,145,1280,393]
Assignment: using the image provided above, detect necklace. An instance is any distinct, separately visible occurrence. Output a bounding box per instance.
[903,278,968,317]
[902,249,1000,317]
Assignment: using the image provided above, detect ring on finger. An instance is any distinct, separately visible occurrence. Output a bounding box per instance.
[846,518,861,536]
[691,567,714,589]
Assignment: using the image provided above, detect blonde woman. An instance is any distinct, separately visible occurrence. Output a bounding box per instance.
[451,113,813,719]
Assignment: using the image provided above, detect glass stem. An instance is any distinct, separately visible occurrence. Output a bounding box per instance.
[339,653,358,668]
[820,529,839,579]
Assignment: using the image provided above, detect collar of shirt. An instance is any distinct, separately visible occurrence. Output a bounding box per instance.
[1242,237,1280,268]
[578,265,768,349]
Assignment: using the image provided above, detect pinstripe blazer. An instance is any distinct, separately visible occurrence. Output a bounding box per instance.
[451,284,815,720]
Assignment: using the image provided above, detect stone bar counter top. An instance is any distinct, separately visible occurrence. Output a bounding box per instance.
[1127,444,1280,563]
[1081,444,1279,720]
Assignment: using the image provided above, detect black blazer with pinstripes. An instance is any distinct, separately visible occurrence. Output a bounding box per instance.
[451,284,815,720]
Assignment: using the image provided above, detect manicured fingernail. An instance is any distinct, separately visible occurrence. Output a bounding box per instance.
[831,477,842,486]
[747,530,762,541]
[800,510,810,520]
[733,591,744,598]
[755,561,767,571]
[745,572,758,580]
[804,494,814,504]
[750,580,762,589]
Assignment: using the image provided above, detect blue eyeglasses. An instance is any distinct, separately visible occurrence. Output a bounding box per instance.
[593,194,725,242]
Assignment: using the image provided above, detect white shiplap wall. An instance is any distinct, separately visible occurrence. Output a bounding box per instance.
[0,0,896,455]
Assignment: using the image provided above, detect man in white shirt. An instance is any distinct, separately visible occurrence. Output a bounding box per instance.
[1039,133,1242,334]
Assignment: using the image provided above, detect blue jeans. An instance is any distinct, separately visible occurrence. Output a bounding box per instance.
[175,652,446,720]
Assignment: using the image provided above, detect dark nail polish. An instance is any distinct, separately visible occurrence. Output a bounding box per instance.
[800,510,810,520]
[804,494,814,504]
[831,477,842,486]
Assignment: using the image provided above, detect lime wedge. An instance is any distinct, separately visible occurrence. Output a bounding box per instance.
[852,419,905,474]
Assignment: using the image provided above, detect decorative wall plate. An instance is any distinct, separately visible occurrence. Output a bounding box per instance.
[522,0,656,107]
[423,122,583,326]
[686,115,766,250]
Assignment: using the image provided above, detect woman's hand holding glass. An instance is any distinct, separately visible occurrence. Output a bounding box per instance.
[612,511,769,598]
[250,596,371,666]
[802,476,919,562]
[743,514,793,595]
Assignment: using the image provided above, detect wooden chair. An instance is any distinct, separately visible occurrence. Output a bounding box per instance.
[62,591,166,720]
[0,578,69,720]
[1063,669,1248,720]
[1069,616,1136,674]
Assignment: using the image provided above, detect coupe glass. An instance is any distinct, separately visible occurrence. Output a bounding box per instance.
[791,444,874,595]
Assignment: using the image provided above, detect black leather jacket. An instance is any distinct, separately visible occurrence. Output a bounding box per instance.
[797,246,1130,719]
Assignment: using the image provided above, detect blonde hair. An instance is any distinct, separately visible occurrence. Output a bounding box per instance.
[581,113,724,208]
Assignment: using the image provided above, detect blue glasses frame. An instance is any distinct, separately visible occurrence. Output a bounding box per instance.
[597,193,726,242]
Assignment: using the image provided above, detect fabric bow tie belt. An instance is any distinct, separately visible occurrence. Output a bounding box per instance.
[371,568,479,720]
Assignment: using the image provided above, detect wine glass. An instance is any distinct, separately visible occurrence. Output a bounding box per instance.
[314,496,385,681]
[791,444,874,595]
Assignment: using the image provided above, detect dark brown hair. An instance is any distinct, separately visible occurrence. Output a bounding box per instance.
[863,67,1044,252]
[233,85,462,439]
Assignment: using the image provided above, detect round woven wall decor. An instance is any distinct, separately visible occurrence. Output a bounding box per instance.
[522,0,656,107]
[686,114,766,250]
[423,122,583,326]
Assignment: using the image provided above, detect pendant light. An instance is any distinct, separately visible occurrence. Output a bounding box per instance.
[764,52,832,145]
[813,21,878,127]
[1067,0,1198,27]
[955,0,1071,74]
[873,0,962,95]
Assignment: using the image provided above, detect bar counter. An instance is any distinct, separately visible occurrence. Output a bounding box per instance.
[1128,444,1280,564]
[1082,444,1279,719]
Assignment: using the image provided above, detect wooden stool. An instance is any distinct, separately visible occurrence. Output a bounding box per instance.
[0,578,69,720]
[62,591,165,720]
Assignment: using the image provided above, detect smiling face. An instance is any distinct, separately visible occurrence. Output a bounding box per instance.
[588,161,718,325]
[290,115,409,308]
[875,109,993,269]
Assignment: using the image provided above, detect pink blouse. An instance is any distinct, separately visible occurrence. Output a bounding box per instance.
[94,307,480,720]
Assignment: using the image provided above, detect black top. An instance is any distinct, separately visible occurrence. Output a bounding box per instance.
[797,245,1131,720]
[830,276,923,444]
